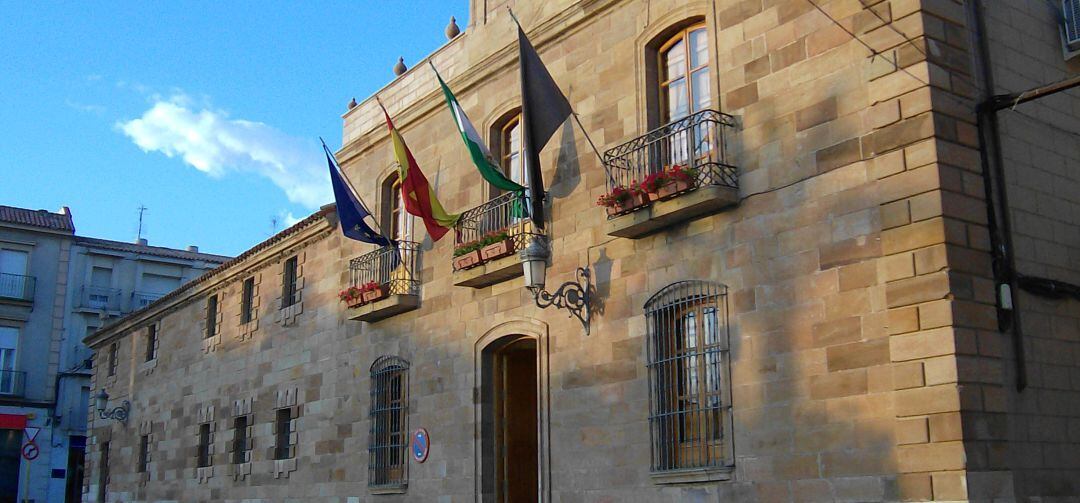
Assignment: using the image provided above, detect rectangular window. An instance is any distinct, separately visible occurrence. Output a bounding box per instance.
[107,342,118,377]
[281,257,298,309]
[240,277,255,324]
[274,408,294,460]
[138,435,150,473]
[197,423,212,468]
[145,324,158,362]
[232,415,250,464]
[98,441,110,502]
[205,295,218,338]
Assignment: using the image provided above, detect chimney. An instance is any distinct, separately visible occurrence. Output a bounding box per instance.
[59,206,71,215]
[186,245,199,253]
[135,238,148,246]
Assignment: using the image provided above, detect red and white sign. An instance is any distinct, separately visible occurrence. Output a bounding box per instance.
[24,427,40,442]
[21,441,39,461]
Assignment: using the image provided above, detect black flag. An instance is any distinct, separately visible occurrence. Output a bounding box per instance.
[518,25,572,230]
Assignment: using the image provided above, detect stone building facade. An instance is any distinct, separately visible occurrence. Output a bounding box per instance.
[83,0,1079,501]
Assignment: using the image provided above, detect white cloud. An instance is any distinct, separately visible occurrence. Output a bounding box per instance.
[117,95,331,208]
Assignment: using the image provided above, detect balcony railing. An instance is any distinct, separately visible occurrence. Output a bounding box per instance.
[131,291,164,310]
[452,191,542,272]
[349,241,421,296]
[0,273,35,302]
[602,109,738,210]
[0,370,26,397]
[80,285,121,311]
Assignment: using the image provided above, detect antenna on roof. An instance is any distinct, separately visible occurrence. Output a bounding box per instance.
[271,216,279,235]
[136,204,148,241]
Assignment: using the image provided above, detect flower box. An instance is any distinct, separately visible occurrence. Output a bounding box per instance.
[480,238,515,261]
[605,192,650,217]
[453,250,482,270]
[346,296,366,309]
[657,179,693,200]
[362,285,388,304]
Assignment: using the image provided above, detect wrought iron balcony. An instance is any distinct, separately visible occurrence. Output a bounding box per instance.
[451,191,544,288]
[349,241,421,295]
[131,291,164,310]
[0,273,35,302]
[347,241,421,322]
[79,285,121,311]
[601,109,740,237]
[0,370,26,397]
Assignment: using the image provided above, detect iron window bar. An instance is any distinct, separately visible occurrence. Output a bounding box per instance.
[602,109,738,216]
[349,241,421,296]
[368,355,409,490]
[0,273,35,302]
[644,281,733,473]
[452,191,543,271]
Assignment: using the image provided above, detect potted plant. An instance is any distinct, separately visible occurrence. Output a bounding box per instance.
[361,281,388,304]
[640,170,671,201]
[596,184,649,216]
[658,164,697,199]
[453,240,483,270]
[338,285,365,309]
[479,230,514,261]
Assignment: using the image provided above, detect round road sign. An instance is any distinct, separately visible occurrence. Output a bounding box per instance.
[21,441,39,461]
[411,428,429,463]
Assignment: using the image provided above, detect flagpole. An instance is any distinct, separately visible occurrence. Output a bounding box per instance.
[321,137,389,239]
[508,7,609,182]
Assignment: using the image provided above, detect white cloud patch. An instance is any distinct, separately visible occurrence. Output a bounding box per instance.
[117,95,331,208]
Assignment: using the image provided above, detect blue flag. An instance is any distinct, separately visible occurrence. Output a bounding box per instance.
[323,144,391,246]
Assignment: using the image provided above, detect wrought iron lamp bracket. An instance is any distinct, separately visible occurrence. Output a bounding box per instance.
[99,400,131,425]
[532,267,592,335]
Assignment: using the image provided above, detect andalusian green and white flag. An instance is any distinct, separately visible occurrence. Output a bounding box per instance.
[432,64,526,193]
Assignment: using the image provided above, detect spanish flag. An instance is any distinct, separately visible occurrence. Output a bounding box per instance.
[380,104,460,242]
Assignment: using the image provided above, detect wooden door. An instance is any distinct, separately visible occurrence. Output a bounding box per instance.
[494,338,538,502]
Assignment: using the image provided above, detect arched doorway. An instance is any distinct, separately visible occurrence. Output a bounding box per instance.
[474,320,550,503]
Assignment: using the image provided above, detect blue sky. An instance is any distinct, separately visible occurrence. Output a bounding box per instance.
[0,0,467,256]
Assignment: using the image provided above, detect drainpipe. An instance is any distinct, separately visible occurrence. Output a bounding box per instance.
[972,0,1026,390]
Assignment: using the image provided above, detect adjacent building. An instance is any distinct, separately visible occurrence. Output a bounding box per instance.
[83,0,1078,501]
[0,205,228,502]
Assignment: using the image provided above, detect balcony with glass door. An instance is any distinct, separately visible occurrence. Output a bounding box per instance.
[131,291,164,311]
[600,109,739,238]
[79,285,122,312]
[0,370,26,397]
[0,273,35,304]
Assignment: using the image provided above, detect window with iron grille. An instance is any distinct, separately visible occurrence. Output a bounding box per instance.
[197,423,212,468]
[274,408,295,460]
[281,257,299,309]
[645,281,733,475]
[368,356,409,490]
[145,323,158,362]
[232,415,252,464]
[205,295,218,338]
[240,277,255,324]
[138,434,150,473]
[107,342,118,377]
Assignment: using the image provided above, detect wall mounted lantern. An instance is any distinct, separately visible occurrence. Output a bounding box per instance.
[95,389,130,425]
[520,237,592,335]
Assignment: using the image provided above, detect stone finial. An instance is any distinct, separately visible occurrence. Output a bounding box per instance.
[393,57,407,76]
[347,97,357,110]
[445,16,460,39]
